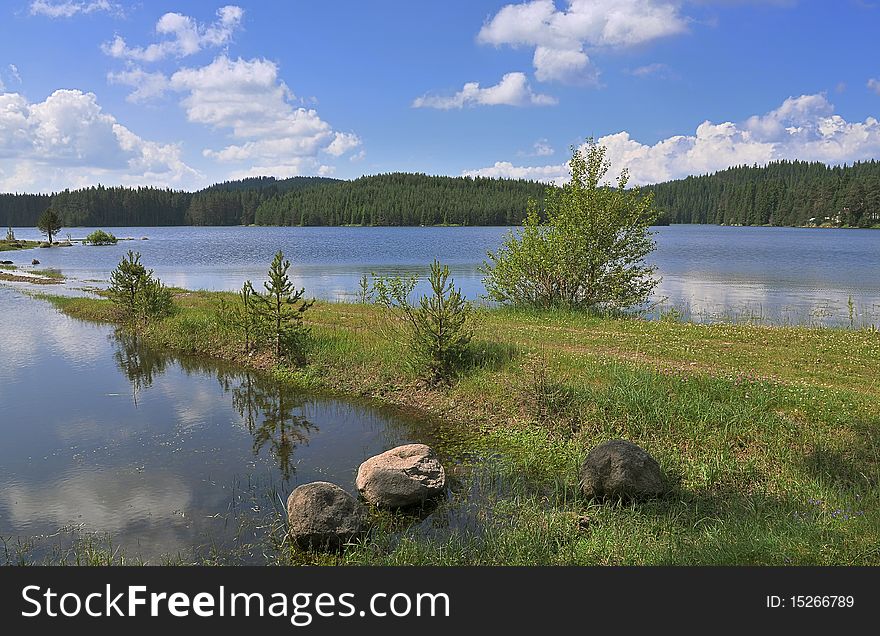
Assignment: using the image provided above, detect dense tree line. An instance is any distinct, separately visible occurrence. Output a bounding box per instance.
[0,193,52,226]
[3,162,879,228]
[254,173,547,226]
[0,176,338,227]
[186,176,338,225]
[645,160,880,227]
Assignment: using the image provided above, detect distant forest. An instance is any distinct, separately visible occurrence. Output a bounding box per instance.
[2,160,880,228]
[645,160,880,227]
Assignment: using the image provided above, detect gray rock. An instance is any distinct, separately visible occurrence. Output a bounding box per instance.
[356,443,446,508]
[31,259,40,265]
[579,439,663,499]
[286,482,366,550]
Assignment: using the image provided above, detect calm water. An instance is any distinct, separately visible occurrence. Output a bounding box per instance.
[2,224,879,560]
[0,289,448,562]
[7,224,880,325]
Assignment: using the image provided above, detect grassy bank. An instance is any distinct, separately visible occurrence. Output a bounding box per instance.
[0,239,40,251]
[40,290,880,565]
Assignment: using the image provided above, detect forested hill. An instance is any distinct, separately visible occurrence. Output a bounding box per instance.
[1,173,547,228]
[3,161,880,228]
[644,160,880,227]
[0,176,339,227]
[254,173,547,226]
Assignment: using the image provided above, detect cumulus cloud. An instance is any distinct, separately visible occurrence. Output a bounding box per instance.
[463,94,880,186]
[102,5,243,62]
[8,64,22,83]
[29,0,119,18]
[478,0,689,84]
[107,68,170,102]
[412,72,557,109]
[868,78,880,95]
[168,55,360,176]
[0,89,200,192]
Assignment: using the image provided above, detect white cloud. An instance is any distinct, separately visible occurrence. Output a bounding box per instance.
[107,68,170,102]
[478,0,689,84]
[102,5,243,62]
[29,0,119,18]
[627,62,675,78]
[464,161,572,185]
[8,64,22,83]
[326,132,362,157]
[518,138,555,157]
[412,72,557,109]
[0,89,200,192]
[168,56,361,176]
[868,78,880,95]
[463,94,880,185]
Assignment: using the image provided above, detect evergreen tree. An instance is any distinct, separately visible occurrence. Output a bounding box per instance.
[252,251,314,362]
[37,208,62,244]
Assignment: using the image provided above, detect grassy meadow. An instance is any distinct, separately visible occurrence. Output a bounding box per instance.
[30,288,880,566]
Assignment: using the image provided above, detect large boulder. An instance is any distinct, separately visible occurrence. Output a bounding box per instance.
[286,482,365,550]
[356,444,446,508]
[579,439,664,499]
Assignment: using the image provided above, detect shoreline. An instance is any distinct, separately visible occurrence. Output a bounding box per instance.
[14,285,877,565]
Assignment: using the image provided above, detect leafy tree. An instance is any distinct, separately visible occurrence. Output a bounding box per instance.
[482,140,660,311]
[372,260,472,384]
[37,208,62,244]
[108,251,174,324]
[252,251,314,362]
[83,229,118,245]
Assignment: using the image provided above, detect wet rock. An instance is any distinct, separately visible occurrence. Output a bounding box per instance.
[579,439,663,499]
[286,482,366,551]
[356,444,446,508]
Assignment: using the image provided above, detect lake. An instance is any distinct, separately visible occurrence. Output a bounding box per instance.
[1,224,878,561]
[0,288,459,562]
[6,224,879,326]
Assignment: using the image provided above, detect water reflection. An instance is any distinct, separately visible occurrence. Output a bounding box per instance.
[230,373,316,482]
[113,334,318,482]
[113,330,168,405]
[0,290,442,561]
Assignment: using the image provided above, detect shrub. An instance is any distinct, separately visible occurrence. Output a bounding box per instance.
[5,226,14,241]
[83,229,118,245]
[482,139,660,312]
[373,260,473,385]
[108,251,174,325]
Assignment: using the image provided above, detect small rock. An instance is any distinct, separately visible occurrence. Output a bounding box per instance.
[31,259,40,265]
[286,482,365,551]
[356,443,446,508]
[579,439,663,499]
[0,260,12,265]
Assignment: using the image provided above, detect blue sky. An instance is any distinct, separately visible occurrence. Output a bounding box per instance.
[1,0,879,192]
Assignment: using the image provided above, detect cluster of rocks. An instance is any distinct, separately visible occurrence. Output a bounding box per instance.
[287,443,446,551]
[287,438,664,552]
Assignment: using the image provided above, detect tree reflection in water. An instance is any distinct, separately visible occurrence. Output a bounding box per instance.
[112,331,316,482]
[112,329,168,406]
[230,372,316,482]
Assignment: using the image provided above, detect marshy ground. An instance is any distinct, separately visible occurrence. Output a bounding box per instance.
[18,288,876,566]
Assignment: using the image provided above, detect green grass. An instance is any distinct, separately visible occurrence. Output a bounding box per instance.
[0,239,40,252]
[34,290,880,565]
